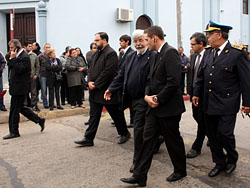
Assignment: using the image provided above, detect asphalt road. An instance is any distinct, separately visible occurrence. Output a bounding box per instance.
[0,102,250,188]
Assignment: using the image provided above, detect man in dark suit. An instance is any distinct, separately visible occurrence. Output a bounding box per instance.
[121,26,186,187]
[118,34,135,128]
[118,35,134,69]
[186,32,207,158]
[74,32,130,147]
[3,39,45,140]
[193,21,250,177]
[104,29,155,173]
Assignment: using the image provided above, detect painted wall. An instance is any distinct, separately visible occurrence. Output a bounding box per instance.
[181,0,203,56]
[219,0,242,45]
[0,12,8,54]
[158,0,178,48]
[45,0,131,56]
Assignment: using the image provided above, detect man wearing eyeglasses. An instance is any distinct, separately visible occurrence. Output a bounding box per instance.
[186,32,208,159]
[193,21,250,177]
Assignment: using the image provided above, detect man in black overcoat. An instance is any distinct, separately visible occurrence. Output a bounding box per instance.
[74,32,130,146]
[3,39,45,140]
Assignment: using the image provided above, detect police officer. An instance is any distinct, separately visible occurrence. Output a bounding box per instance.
[193,21,250,177]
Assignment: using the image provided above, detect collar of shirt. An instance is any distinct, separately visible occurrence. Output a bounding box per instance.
[217,40,228,56]
[157,42,166,53]
[137,47,148,55]
[16,48,24,58]
[123,46,130,55]
[195,49,205,65]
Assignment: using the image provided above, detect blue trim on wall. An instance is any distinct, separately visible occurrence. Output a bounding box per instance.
[155,0,158,25]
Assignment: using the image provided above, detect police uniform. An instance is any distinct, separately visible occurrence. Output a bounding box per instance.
[193,21,250,174]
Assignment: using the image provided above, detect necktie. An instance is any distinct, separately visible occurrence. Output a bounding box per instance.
[213,48,220,62]
[193,54,201,88]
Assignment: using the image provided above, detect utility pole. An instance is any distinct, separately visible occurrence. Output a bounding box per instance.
[176,0,182,48]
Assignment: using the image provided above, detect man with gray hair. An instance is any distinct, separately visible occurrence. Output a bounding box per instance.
[3,39,45,140]
[104,29,155,172]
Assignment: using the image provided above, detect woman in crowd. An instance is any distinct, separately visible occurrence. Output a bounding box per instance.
[75,47,88,101]
[46,49,64,111]
[60,46,71,105]
[66,48,86,109]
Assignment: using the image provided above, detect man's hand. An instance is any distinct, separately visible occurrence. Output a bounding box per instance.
[104,90,112,101]
[78,67,84,72]
[88,81,95,90]
[192,96,199,107]
[241,106,250,115]
[33,75,37,79]
[10,48,18,59]
[144,95,159,108]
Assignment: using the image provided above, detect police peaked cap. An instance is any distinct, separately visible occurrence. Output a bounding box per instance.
[204,20,233,33]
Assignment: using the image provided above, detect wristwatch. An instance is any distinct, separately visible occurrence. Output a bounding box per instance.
[153,96,158,102]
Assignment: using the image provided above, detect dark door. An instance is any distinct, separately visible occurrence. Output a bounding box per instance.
[6,12,36,46]
[136,15,152,30]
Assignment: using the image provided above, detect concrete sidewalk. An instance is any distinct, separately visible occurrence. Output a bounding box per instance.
[0,85,89,124]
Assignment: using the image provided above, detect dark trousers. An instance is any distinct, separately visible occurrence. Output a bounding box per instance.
[205,114,238,168]
[133,112,186,182]
[9,95,41,135]
[85,101,129,140]
[61,73,69,104]
[181,72,186,94]
[123,96,135,125]
[131,97,148,164]
[30,78,38,107]
[191,104,206,152]
[48,81,61,107]
[69,85,82,106]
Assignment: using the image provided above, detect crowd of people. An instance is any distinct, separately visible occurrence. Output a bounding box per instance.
[1,20,250,187]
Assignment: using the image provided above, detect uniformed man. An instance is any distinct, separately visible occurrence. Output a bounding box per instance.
[193,21,250,177]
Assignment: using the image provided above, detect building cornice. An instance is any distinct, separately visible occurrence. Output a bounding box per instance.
[0,0,48,4]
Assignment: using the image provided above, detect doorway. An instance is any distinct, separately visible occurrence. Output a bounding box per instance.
[6,12,36,46]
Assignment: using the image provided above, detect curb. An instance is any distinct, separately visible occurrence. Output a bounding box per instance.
[0,107,89,125]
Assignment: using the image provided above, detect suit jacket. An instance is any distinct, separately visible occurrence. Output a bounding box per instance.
[45,58,62,87]
[193,41,250,115]
[145,43,185,117]
[108,49,154,102]
[188,53,199,99]
[118,46,134,69]
[88,44,120,104]
[8,50,31,96]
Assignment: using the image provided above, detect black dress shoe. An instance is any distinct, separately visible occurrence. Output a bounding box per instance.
[3,133,20,140]
[208,166,224,177]
[0,107,7,111]
[118,132,130,144]
[225,163,236,174]
[120,177,146,187]
[127,124,134,128]
[166,172,186,182]
[74,138,94,147]
[32,106,40,112]
[39,118,45,132]
[44,106,49,109]
[84,121,89,126]
[57,106,64,110]
[186,149,201,158]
